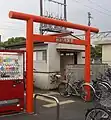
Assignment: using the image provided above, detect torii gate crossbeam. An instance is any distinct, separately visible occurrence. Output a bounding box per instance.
[9,11,99,114]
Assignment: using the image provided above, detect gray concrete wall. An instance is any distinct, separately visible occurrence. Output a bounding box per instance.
[34,43,60,89]
[66,64,108,82]
[47,43,60,72]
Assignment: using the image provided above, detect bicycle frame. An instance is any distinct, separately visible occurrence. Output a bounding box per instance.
[65,79,96,96]
[67,82,80,96]
[83,82,109,99]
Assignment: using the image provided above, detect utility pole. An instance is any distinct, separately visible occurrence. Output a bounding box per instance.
[40,0,43,34]
[88,12,92,26]
[64,0,67,21]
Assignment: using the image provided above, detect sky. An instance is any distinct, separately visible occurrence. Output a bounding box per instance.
[0,0,111,41]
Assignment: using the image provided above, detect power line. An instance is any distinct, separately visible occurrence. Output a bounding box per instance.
[72,0,111,17]
[88,0,111,13]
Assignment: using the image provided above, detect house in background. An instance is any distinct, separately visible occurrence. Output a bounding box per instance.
[5,35,85,89]
[94,39,111,66]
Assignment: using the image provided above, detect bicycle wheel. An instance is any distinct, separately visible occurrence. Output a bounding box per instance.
[80,84,95,101]
[85,108,110,120]
[58,82,72,97]
[94,83,109,100]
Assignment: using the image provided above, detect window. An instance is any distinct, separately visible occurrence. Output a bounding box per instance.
[36,50,47,62]
[42,51,47,61]
[36,51,43,61]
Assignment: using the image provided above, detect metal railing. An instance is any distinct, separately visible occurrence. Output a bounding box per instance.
[34,93,60,120]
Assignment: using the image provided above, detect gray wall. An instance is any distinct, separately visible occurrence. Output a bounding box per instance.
[47,43,60,72]
[66,64,108,82]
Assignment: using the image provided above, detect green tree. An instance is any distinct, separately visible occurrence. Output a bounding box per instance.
[1,37,26,47]
[0,42,5,47]
[91,45,102,61]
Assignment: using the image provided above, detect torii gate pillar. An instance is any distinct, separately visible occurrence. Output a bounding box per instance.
[9,11,99,113]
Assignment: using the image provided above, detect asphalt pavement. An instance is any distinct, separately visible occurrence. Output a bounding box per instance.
[0,90,93,120]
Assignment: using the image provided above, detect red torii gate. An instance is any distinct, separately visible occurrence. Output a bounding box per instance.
[9,11,99,114]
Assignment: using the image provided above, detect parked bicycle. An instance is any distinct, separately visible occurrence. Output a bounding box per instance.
[85,67,111,120]
[90,75,109,100]
[85,84,111,120]
[93,67,111,100]
[58,72,93,101]
[99,67,111,90]
[58,71,109,101]
[50,72,62,84]
[85,107,111,120]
